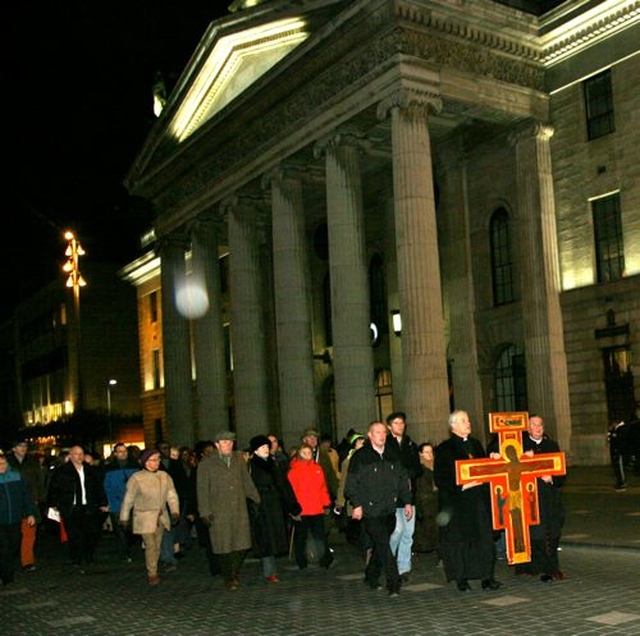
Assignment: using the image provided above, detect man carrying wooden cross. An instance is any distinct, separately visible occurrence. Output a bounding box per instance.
[460,412,566,581]
[433,410,502,592]
[518,414,567,582]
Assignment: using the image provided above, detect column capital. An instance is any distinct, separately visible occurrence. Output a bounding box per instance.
[155,230,189,256]
[313,126,371,159]
[186,211,224,240]
[377,88,442,122]
[220,192,269,226]
[261,161,305,191]
[508,119,554,146]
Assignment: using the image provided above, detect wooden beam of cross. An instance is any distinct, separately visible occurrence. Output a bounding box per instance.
[455,412,566,565]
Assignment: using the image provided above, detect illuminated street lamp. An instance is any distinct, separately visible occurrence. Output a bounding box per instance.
[63,231,87,289]
[63,230,87,413]
[107,379,118,443]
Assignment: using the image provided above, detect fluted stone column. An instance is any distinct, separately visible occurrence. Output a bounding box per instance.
[159,235,195,447]
[510,121,572,452]
[378,89,450,444]
[267,165,318,442]
[226,196,271,447]
[190,215,229,440]
[315,130,375,437]
[384,195,404,407]
[438,139,484,442]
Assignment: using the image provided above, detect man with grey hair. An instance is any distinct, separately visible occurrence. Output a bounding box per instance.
[433,410,501,592]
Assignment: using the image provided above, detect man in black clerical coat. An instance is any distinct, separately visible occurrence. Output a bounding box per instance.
[433,410,501,592]
[517,414,566,581]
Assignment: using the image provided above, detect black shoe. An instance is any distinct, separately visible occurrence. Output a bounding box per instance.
[400,572,411,583]
[457,579,471,591]
[540,574,553,582]
[365,578,382,590]
[481,578,502,590]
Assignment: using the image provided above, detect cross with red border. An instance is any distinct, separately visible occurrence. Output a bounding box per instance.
[455,412,566,565]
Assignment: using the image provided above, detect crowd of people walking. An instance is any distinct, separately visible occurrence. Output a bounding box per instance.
[1,409,577,596]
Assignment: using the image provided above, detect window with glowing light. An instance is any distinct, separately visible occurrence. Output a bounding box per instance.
[592,193,625,283]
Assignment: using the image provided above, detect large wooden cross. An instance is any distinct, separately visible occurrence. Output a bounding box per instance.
[455,412,566,565]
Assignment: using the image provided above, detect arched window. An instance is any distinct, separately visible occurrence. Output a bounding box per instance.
[490,208,515,306]
[493,344,527,412]
[374,369,393,421]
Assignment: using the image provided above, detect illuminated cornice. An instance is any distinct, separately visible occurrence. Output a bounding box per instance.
[539,0,640,66]
[394,0,639,67]
[119,251,161,287]
[170,17,309,143]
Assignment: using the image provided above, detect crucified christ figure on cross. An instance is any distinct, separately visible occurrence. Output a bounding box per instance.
[456,412,566,565]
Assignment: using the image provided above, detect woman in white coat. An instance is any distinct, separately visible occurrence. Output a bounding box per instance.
[120,449,179,585]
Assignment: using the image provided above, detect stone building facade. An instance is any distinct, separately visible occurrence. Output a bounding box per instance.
[122,0,639,463]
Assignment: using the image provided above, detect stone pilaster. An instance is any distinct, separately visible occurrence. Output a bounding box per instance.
[159,234,195,446]
[378,89,450,443]
[510,121,572,452]
[266,165,318,442]
[438,139,484,441]
[189,214,229,440]
[225,196,271,447]
[314,129,375,436]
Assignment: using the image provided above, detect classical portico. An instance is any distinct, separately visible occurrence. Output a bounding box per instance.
[124,1,639,457]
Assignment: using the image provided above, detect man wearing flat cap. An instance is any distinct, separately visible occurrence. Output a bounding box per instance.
[197,430,260,590]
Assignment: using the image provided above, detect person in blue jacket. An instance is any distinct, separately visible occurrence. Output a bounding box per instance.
[0,453,37,585]
[104,442,140,561]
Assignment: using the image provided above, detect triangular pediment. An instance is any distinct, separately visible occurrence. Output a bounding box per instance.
[170,16,309,143]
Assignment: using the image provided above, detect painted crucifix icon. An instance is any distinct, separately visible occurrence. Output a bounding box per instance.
[455,412,566,565]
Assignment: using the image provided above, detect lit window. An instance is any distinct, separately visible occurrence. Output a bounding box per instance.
[584,70,615,141]
[494,344,527,412]
[592,193,625,283]
[490,208,515,306]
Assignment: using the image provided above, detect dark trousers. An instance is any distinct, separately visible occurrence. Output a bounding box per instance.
[293,514,333,569]
[0,523,21,584]
[611,452,626,488]
[64,506,103,565]
[516,534,561,576]
[218,549,247,580]
[109,512,134,559]
[195,517,220,577]
[362,513,400,593]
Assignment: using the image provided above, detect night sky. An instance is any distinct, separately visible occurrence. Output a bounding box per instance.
[6,2,228,320]
[5,1,566,321]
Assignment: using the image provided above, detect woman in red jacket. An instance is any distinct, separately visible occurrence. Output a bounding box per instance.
[287,445,334,570]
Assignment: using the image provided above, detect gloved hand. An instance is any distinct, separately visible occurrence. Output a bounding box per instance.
[170,513,180,526]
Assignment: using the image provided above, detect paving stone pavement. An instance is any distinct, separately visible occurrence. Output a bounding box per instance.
[1,465,639,636]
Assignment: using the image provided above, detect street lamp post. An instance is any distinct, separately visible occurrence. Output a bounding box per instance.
[63,230,87,414]
[106,379,118,443]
